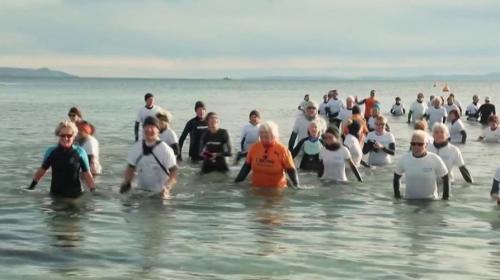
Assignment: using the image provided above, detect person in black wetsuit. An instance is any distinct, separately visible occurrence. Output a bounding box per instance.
[178,101,208,162]
[477,97,496,125]
[291,121,324,171]
[28,121,95,198]
[200,112,232,173]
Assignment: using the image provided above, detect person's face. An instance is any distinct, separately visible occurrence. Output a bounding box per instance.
[447,98,453,105]
[411,137,427,156]
[58,127,75,148]
[304,95,310,101]
[433,99,440,108]
[489,121,498,130]
[370,91,375,97]
[146,97,154,107]
[375,119,385,133]
[308,124,319,137]
[333,92,338,99]
[417,94,424,102]
[323,95,328,102]
[346,99,353,108]
[448,112,457,122]
[250,115,260,125]
[259,129,272,144]
[323,132,337,145]
[196,107,206,118]
[68,113,80,123]
[208,115,219,130]
[396,99,401,104]
[473,96,479,103]
[433,128,446,143]
[306,106,317,118]
[143,125,159,141]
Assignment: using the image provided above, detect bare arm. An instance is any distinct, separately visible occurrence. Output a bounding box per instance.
[82,171,95,191]
[120,165,135,193]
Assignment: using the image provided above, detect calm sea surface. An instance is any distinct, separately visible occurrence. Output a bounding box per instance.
[1,78,500,279]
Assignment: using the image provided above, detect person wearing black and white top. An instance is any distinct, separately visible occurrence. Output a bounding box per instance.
[390,97,405,116]
[426,97,447,129]
[156,111,179,156]
[326,90,344,127]
[447,110,467,144]
[292,121,324,172]
[465,95,480,121]
[363,116,395,166]
[288,101,327,151]
[477,97,496,125]
[428,123,472,184]
[408,92,428,124]
[393,130,449,200]
[134,93,164,142]
[200,112,232,173]
[121,116,177,199]
[235,110,261,164]
[178,101,208,162]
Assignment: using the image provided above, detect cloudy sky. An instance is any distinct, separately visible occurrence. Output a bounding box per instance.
[1,0,499,78]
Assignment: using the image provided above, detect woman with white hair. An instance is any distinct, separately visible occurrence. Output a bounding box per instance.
[393,130,449,200]
[428,123,473,184]
[363,115,395,166]
[426,97,447,129]
[235,121,300,189]
[28,121,95,198]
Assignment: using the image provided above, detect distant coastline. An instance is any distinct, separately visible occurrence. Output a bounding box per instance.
[0,67,77,78]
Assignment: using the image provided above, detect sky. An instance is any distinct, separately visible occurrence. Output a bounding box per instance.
[1,0,500,78]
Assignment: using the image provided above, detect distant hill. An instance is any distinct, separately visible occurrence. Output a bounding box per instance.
[0,67,77,78]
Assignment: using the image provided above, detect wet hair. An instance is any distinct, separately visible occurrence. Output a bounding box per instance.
[54,120,78,137]
[432,123,450,138]
[156,110,172,124]
[205,112,218,121]
[144,93,154,101]
[347,120,360,137]
[259,121,279,140]
[249,110,260,118]
[195,101,205,111]
[414,119,428,131]
[395,97,401,101]
[352,105,361,115]
[488,115,499,124]
[448,109,460,120]
[68,107,82,118]
[324,127,340,139]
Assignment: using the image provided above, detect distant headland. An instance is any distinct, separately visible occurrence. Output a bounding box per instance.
[0,67,77,78]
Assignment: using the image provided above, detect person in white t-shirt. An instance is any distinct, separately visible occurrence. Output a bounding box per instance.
[394,130,449,200]
[235,110,262,164]
[337,96,355,126]
[413,120,434,147]
[318,94,329,121]
[428,123,473,184]
[367,103,390,132]
[121,116,177,199]
[76,121,102,176]
[478,115,500,143]
[408,92,428,124]
[390,97,406,116]
[426,97,447,129]
[297,94,310,113]
[343,120,364,167]
[288,101,327,151]
[443,95,460,116]
[465,95,480,121]
[318,128,362,182]
[363,116,395,166]
[156,111,179,156]
[447,109,467,144]
[448,93,463,115]
[326,89,344,127]
[134,93,164,142]
[490,167,500,204]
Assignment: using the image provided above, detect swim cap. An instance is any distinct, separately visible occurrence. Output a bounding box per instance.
[77,121,93,135]
[143,116,160,129]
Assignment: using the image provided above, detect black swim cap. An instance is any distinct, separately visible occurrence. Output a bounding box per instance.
[143,116,160,129]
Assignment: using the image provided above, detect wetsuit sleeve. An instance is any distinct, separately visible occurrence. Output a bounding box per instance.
[363,139,374,154]
[442,174,450,200]
[356,98,366,105]
[382,142,396,156]
[288,131,298,151]
[390,105,395,114]
[134,121,140,142]
[491,179,500,196]
[198,131,208,157]
[393,173,402,198]
[240,136,246,151]
[291,138,307,158]
[170,143,180,156]
[41,147,57,170]
[460,130,467,144]
[178,119,193,154]
[459,166,473,183]
[286,168,300,189]
[222,130,232,157]
[235,163,251,183]
[348,159,363,182]
[317,160,324,178]
[407,110,412,123]
[77,147,90,173]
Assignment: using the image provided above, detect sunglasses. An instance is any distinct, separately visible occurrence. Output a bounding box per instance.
[410,142,425,147]
[59,134,73,139]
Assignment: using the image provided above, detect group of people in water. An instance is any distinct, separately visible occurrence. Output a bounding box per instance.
[28,88,500,203]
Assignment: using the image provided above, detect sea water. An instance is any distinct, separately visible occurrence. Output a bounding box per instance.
[1,78,500,279]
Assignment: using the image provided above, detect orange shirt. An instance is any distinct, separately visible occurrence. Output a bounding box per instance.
[246,141,295,188]
[343,114,369,140]
[363,97,377,118]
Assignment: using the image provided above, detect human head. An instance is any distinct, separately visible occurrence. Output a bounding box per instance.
[143,116,160,142]
[156,110,172,130]
[323,127,340,145]
[395,97,401,103]
[346,96,354,108]
[410,130,428,156]
[307,121,320,138]
[371,103,381,117]
[144,93,154,107]
[417,92,424,102]
[447,96,454,105]
[432,123,449,143]
[194,101,206,118]
[472,94,479,103]
[485,96,491,103]
[432,97,441,108]
[370,89,376,97]
[249,110,261,125]
[304,94,310,101]
[259,121,279,144]
[488,115,499,130]
[347,120,360,137]
[206,112,219,131]
[67,107,82,123]
[323,94,328,102]
[331,89,338,99]
[414,119,428,131]
[55,120,78,148]
[77,121,93,139]
[305,101,318,118]
[448,110,460,122]
[352,105,361,115]
[374,115,387,134]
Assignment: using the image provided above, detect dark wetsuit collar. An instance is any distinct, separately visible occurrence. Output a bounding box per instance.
[412,151,427,158]
[145,105,154,110]
[325,143,340,151]
[433,141,448,149]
